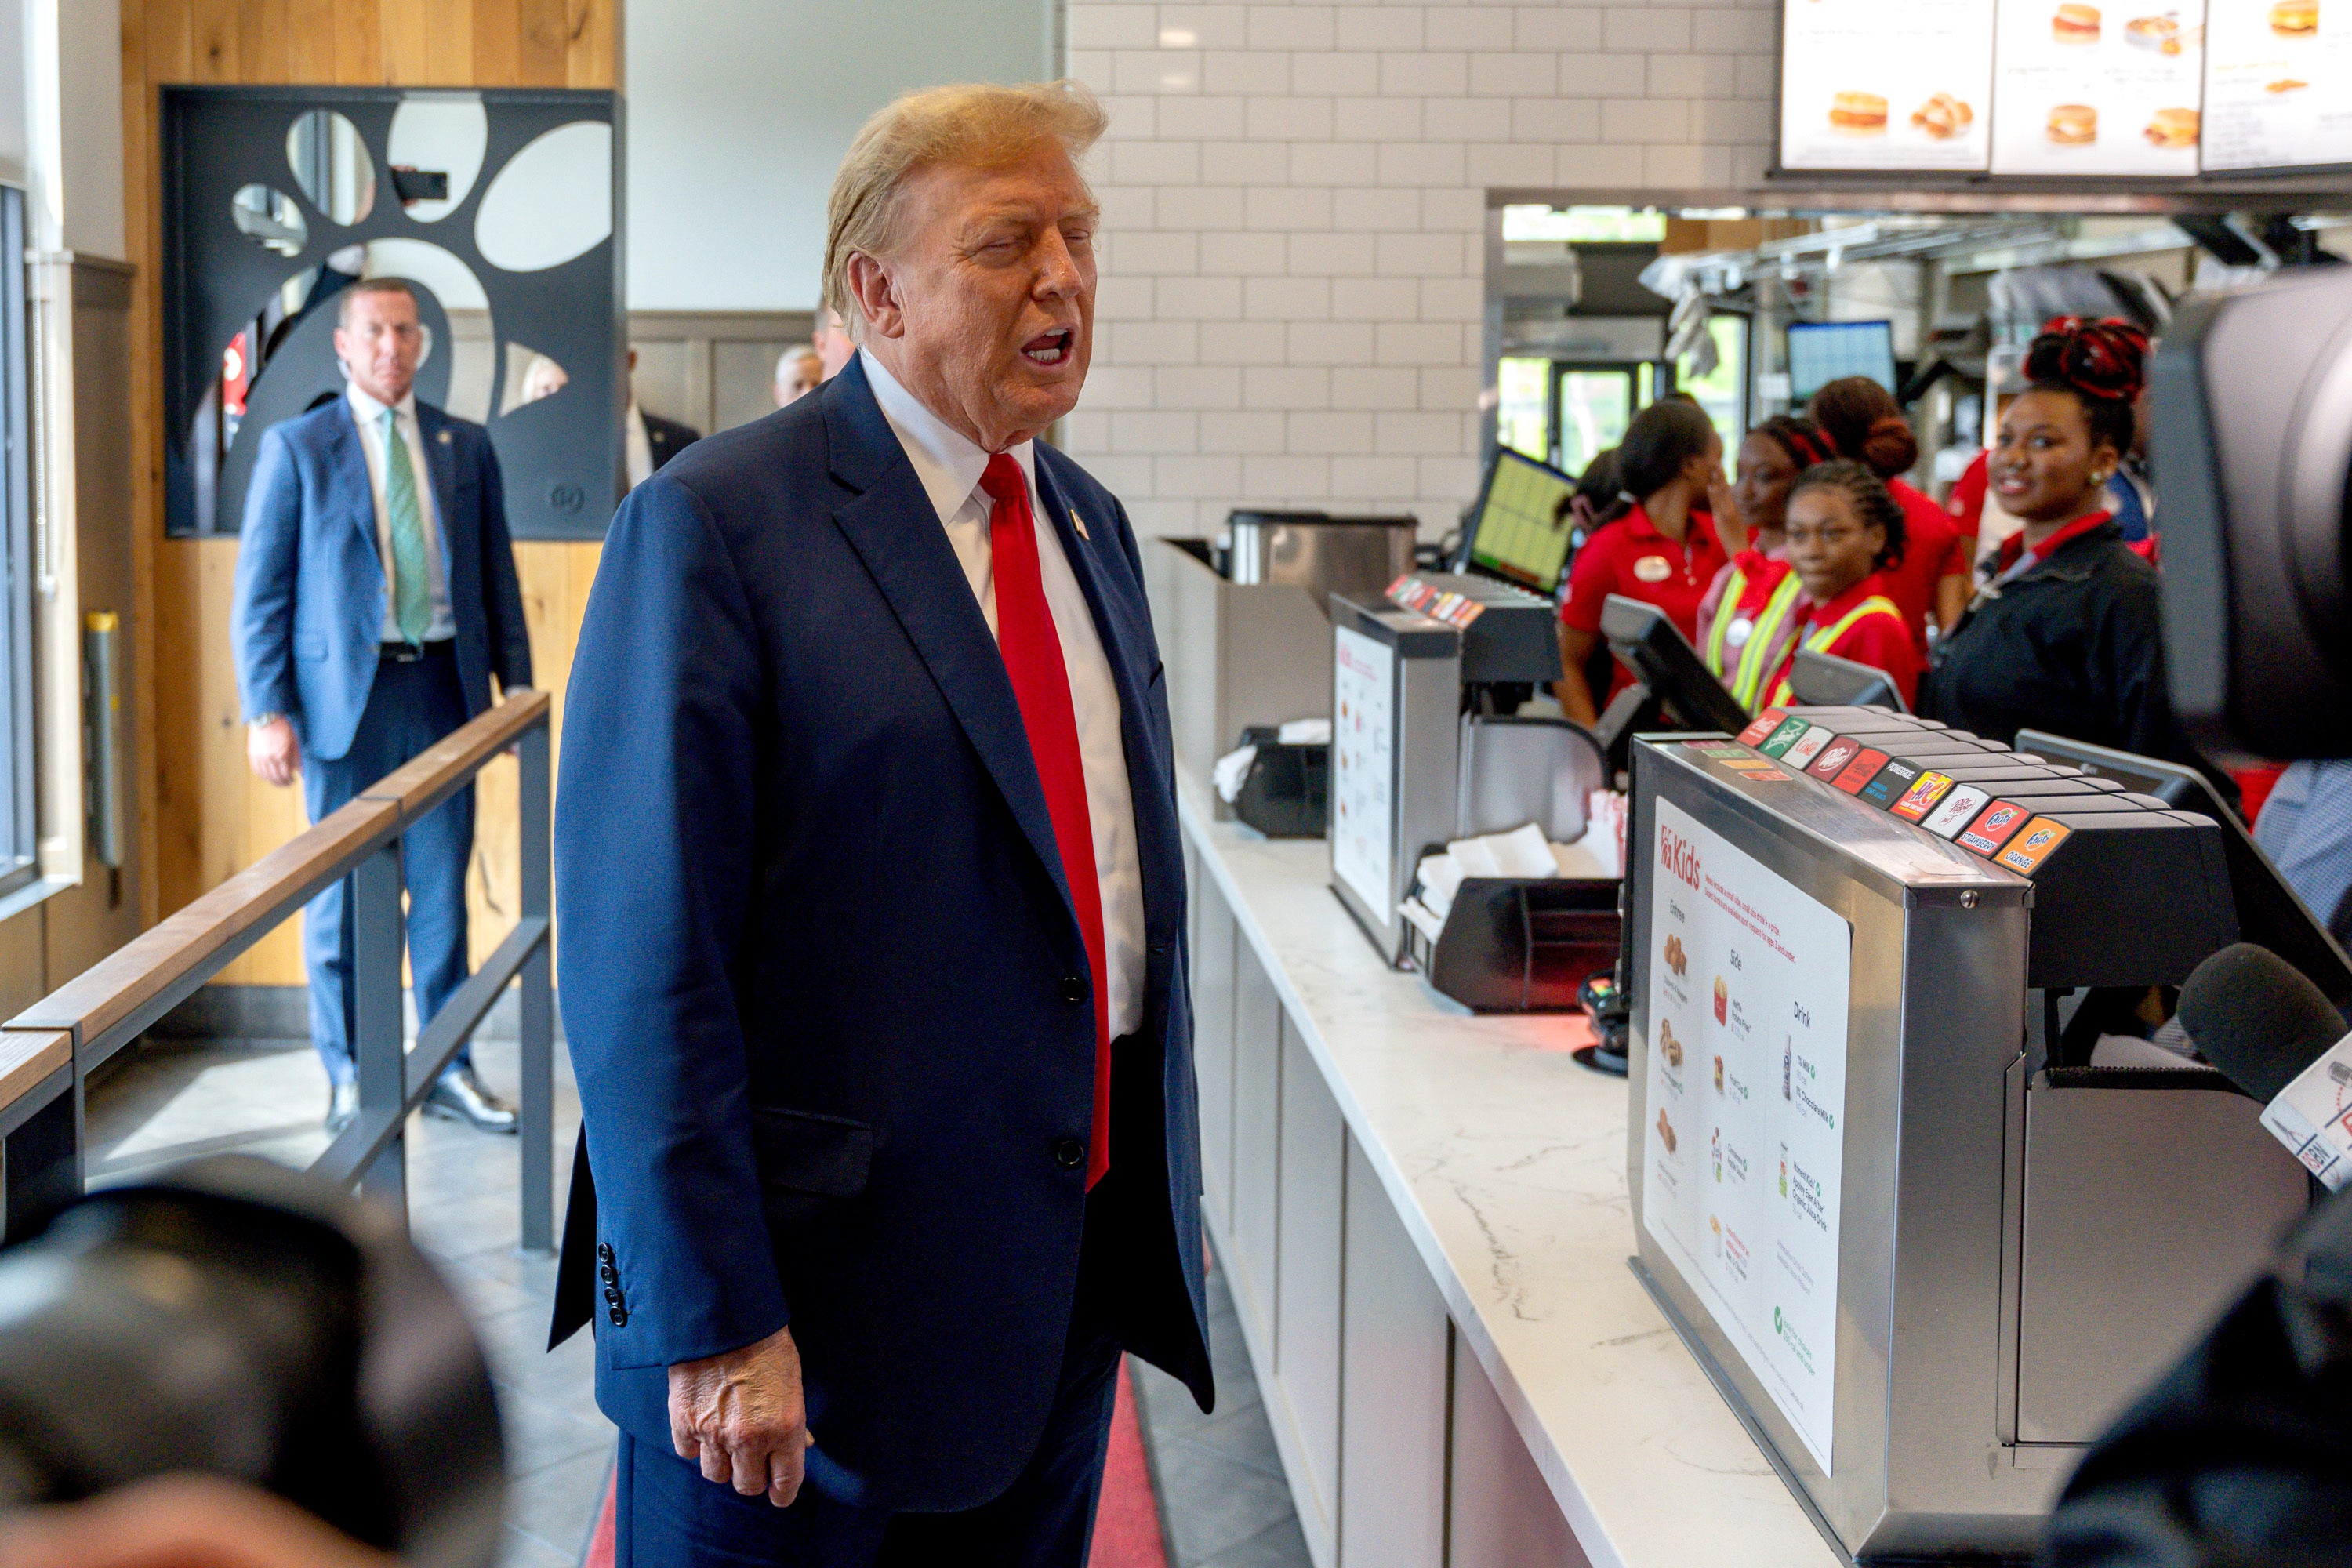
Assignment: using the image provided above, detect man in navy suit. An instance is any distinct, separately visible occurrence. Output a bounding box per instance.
[552,81,1210,1564]
[231,277,533,1135]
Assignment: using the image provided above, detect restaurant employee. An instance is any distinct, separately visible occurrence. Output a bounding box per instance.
[1698,414,1836,713]
[1918,319,2216,787]
[1555,400,1726,724]
[1761,460,1918,709]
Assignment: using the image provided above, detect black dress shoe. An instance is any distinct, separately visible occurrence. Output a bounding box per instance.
[426,1065,518,1134]
[326,1079,359,1135]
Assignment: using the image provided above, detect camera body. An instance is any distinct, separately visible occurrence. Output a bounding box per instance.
[2156,267,2352,762]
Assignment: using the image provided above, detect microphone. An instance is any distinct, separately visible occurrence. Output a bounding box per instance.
[2177,942,2350,1102]
[2179,942,2352,1189]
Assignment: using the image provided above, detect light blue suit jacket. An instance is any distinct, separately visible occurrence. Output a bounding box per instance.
[230,395,533,761]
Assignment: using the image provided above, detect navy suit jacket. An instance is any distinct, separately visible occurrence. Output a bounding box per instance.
[230,396,533,760]
[552,358,1211,1512]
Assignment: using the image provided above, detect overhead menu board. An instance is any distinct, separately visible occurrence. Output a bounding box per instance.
[1990,0,2208,172]
[1781,0,2350,172]
[2202,0,2352,169]
[1780,0,1998,169]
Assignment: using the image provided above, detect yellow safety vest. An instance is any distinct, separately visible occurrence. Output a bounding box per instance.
[1768,595,1905,709]
[1708,571,1804,714]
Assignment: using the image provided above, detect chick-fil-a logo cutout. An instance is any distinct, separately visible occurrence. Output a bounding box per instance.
[1661,824,1702,890]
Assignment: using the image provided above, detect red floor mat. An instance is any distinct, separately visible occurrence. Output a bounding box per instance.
[578,1360,1167,1567]
[1089,1358,1171,1568]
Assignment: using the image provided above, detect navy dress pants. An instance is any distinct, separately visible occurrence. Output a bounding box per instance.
[300,646,474,1086]
[616,1193,1126,1567]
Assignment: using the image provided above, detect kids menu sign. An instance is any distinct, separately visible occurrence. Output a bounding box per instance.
[1643,798,1853,1472]
[1781,0,2347,172]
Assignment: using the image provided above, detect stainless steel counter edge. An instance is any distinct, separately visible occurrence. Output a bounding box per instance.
[1177,780,1838,1568]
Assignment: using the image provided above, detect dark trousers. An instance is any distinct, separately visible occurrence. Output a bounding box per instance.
[616,1188,1127,1567]
[301,646,474,1086]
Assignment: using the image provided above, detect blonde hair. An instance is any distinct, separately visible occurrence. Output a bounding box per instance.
[822,80,1107,335]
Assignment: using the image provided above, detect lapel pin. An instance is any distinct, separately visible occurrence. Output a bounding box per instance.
[437,430,452,444]
[1071,507,1089,540]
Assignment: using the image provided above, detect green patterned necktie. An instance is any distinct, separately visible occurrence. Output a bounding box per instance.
[382,408,432,646]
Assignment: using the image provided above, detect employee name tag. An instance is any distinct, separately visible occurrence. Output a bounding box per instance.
[1633,554,1672,583]
[2260,1033,2352,1190]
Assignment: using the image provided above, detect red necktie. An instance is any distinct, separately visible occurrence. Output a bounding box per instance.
[980,455,1110,1189]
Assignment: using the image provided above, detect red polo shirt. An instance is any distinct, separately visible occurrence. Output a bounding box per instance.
[1562,505,1726,701]
[1884,478,1969,655]
[1763,572,1919,708]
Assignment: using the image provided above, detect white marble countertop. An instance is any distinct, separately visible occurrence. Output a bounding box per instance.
[1181,785,1838,1568]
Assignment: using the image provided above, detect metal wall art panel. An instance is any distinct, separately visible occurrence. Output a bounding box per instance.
[162,85,626,541]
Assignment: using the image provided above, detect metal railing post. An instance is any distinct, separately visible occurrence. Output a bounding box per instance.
[517,721,554,1252]
[352,844,407,1220]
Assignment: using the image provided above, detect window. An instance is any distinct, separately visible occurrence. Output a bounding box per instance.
[1677,315,1749,463]
[1496,357,1550,463]
[0,188,36,898]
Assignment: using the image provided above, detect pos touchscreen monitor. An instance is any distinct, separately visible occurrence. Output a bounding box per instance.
[1788,320,1897,401]
[1598,593,1750,737]
[1464,447,1578,593]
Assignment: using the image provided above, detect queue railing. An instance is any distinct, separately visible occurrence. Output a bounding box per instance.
[0,691,555,1247]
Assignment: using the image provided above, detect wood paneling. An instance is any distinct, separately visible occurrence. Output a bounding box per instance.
[125,0,622,986]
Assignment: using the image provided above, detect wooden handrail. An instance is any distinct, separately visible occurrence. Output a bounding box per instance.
[4,691,551,1054]
[362,687,551,818]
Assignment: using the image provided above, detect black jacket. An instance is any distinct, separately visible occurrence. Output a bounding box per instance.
[1919,521,2218,788]
[641,409,700,471]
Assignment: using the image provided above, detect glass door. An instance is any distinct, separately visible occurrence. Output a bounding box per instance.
[1551,364,1640,479]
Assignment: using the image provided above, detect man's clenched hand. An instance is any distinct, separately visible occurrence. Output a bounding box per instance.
[668,1323,812,1508]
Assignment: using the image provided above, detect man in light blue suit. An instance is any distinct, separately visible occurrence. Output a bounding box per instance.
[230,277,534,1134]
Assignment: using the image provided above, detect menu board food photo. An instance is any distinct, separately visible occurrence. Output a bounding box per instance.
[1780,0,1998,169]
[1990,0,2208,171]
[1780,0,2352,172]
[2203,0,2352,169]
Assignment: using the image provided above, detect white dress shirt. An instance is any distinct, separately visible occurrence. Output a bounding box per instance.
[346,381,456,643]
[860,347,1147,1040]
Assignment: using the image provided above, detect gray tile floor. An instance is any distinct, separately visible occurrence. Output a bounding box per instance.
[1129,1268,1314,1568]
[85,1029,1311,1568]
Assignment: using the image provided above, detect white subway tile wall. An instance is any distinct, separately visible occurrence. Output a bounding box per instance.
[1065,1,1775,535]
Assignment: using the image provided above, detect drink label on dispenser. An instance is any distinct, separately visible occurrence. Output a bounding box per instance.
[1889,770,1955,822]
[1957,800,2031,856]
[1831,747,1892,795]
[1860,758,1923,808]
[1919,783,1992,840]
[1781,727,1836,770]
[1994,818,2073,875]
[1758,717,1813,757]
[1738,710,1789,746]
[1807,735,1863,780]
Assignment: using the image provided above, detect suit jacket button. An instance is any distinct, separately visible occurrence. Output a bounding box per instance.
[1061,976,1087,1004]
[600,1263,619,1285]
[608,1306,629,1327]
[1053,1138,1086,1169]
[596,1242,614,1263]
[604,1287,625,1307]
